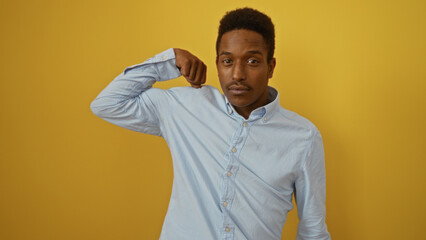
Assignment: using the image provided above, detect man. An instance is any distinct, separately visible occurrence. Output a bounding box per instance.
[91,7,331,240]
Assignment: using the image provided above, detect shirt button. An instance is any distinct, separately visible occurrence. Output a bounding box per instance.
[223,201,228,207]
[263,116,267,121]
[242,122,247,127]
[225,227,230,232]
[227,171,232,177]
[232,147,236,153]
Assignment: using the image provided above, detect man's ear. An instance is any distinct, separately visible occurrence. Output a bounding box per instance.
[268,58,276,78]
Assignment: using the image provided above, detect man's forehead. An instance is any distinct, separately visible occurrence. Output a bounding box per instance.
[219,50,263,56]
[218,29,268,55]
[221,30,265,42]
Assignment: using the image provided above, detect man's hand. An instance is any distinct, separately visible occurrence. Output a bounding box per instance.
[174,48,207,88]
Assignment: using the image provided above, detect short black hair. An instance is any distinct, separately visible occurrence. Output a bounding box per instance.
[216,7,275,62]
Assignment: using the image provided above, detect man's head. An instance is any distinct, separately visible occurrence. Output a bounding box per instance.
[216,8,275,63]
[216,8,276,119]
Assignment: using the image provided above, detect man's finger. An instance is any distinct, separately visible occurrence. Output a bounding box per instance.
[201,64,207,84]
[194,62,205,85]
[181,60,190,77]
[188,60,198,81]
[190,82,202,88]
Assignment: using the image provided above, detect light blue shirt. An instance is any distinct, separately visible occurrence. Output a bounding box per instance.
[90,48,331,240]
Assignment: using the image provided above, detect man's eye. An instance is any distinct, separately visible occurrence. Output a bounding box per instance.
[247,59,259,64]
[222,59,232,64]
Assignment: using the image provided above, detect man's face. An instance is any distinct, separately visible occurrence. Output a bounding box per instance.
[216,29,276,117]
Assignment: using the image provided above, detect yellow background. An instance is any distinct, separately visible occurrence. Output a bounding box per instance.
[1,0,425,239]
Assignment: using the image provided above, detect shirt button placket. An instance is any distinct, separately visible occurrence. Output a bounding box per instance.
[221,122,247,239]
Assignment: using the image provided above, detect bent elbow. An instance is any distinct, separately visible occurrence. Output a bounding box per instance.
[90,97,134,119]
[90,98,107,117]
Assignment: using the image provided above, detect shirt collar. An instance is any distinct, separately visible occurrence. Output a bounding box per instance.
[225,86,280,122]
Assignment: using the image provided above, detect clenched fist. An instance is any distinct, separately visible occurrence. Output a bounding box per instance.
[174,48,207,88]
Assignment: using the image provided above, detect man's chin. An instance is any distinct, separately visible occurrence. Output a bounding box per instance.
[227,98,251,109]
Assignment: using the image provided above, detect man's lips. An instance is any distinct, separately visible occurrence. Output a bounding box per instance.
[228,85,250,94]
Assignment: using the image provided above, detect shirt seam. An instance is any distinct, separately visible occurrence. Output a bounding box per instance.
[299,129,318,173]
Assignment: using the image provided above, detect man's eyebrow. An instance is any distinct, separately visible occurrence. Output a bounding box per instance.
[219,51,231,56]
[247,50,262,55]
[219,50,263,56]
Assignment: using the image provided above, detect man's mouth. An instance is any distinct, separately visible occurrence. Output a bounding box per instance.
[228,85,250,95]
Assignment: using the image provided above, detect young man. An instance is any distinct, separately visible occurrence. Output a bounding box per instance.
[91,8,331,240]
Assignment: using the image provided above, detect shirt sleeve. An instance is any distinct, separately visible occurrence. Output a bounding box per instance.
[294,130,331,240]
[90,48,181,136]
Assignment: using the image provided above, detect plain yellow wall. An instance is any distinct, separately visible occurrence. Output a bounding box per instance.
[1,0,425,239]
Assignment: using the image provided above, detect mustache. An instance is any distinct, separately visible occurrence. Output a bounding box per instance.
[226,82,251,90]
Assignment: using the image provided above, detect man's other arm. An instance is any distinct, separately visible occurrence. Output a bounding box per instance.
[294,130,331,240]
[90,48,206,136]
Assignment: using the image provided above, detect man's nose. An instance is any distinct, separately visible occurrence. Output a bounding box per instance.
[232,62,246,81]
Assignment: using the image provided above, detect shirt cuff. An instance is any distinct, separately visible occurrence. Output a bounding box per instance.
[123,48,181,81]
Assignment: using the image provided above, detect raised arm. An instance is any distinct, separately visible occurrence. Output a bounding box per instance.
[90,48,206,136]
[294,131,331,240]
